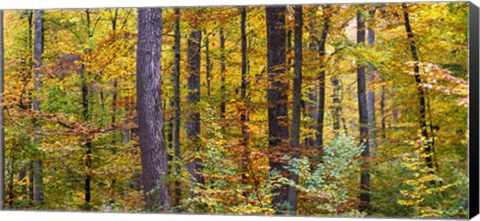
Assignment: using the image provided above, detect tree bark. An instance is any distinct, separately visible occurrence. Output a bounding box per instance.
[219,30,226,119]
[33,9,44,207]
[205,32,211,97]
[367,9,378,154]
[136,8,171,212]
[186,27,204,186]
[315,6,330,152]
[82,9,93,210]
[288,5,302,215]
[357,9,370,213]
[402,3,434,173]
[266,6,289,214]
[304,20,318,148]
[172,7,182,207]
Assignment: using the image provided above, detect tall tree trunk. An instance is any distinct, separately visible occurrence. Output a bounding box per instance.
[219,30,226,119]
[172,7,182,207]
[402,3,434,173]
[304,21,318,148]
[186,28,204,186]
[367,9,378,154]
[205,32,211,97]
[0,10,4,210]
[266,6,289,214]
[288,5,302,215]
[136,8,171,212]
[380,85,386,139]
[83,9,93,210]
[315,7,330,152]
[239,6,250,187]
[33,9,44,207]
[357,10,370,213]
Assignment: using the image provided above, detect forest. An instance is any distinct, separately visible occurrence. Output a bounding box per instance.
[0,2,470,218]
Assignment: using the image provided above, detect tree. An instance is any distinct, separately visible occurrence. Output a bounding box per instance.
[314,6,330,151]
[172,7,182,207]
[136,8,170,212]
[32,9,44,206]
[266,5,289,214]
[186,23,204,187]
[402,3,435,173]
[367,8,378,154]
[288,4,302,215]
[357,9,370,212]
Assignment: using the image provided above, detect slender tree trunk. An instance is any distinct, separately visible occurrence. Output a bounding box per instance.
[288,5,302,215]
[186,28,204,186]
[367,9,378,154]
[266,6,289,214]
[357,10,370,213]
[380,85,386,139]
[136,8,171,212]
[33,9,44,207]
[205,32,211,97]
[82,9,93,210]
[0,10,4,210]
[219,30,226,119]
[402,3,434,173]
[239,7,251,187]
[172,7,182,207]
[304,21,318,148]
[315,7,330,152]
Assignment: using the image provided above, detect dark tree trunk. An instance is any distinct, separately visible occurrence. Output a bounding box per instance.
[186,28,204,186]
[288,5,302,215]
[239,6,250,185]
[315,7,330,152]
[172,7,182,207]
[205,33,211,97]
[0,10,4,209]
[136,8,171,212]
[82,9,93,210]
[33,9,44,207]
[219,30,226,119]
[357,10,370,213]
[266,6,289,214]
[380,85,386,139]
[402,3,434,173]
[367,9,378,153]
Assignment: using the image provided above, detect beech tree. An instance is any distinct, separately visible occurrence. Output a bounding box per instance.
[136,8,170,211]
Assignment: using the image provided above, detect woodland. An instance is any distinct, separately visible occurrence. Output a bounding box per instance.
[0,2,470,218]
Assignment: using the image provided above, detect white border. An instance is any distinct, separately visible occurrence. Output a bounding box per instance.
[0,0,478,221]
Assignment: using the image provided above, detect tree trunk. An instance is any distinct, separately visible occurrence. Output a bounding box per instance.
[33,9,44,207]
[357,10,370,213]
[315,7,330,153]
[172,7,182,207]
[136,8,171,212]
[402,3,434,173]
[205,32,211,97]
[367,9,378,154]
[82,9,93,210]
[304,20,318,148]
[266,6,289,214]
[288,5,302,215]
[0,10,4,210]
[219,30,226,119]
[186,28,204,186]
